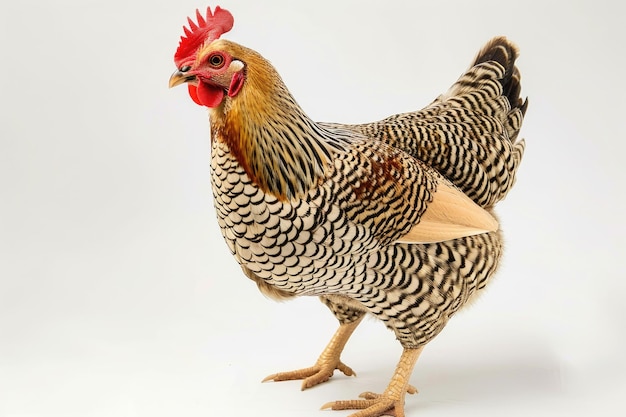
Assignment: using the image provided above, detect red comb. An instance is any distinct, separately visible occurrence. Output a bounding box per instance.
[174,6,234,67]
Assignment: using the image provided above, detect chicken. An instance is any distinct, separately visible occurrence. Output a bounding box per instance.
[169,6,527,417]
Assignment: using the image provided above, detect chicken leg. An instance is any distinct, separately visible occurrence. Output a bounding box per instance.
[263,315,364,390]
[321,347,423,417]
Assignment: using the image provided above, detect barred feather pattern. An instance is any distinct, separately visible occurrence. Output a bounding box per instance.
[322,231,502,346]
[207,36,523,349]
[211,131,503,348]
[354,37,527,208]
[211,133,436,286]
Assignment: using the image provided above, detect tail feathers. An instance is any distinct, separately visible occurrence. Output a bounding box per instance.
[472,37,528,184]
[431,36,527,206]
[472,36,528,118]
[400,37,528,207]
[443,37,528,117]
[355,36,528,208]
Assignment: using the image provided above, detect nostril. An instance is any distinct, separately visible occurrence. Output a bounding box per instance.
[180,65,191,72]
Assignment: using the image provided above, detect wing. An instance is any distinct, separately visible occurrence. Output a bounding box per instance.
[320,135,498,246]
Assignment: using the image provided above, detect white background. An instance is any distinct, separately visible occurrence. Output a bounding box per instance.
[1,0,624,416]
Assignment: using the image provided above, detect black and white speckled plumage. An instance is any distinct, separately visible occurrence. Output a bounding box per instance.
[205,37,525,350]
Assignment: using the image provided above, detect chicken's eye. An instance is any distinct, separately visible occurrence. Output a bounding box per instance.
[208,53,225,68]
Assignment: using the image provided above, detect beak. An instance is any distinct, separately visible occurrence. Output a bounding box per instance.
[169,70,195,88]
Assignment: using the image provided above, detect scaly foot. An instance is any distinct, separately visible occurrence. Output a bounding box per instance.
[262,317,363,390]
[321,387,417,417]
[320,347,423,417]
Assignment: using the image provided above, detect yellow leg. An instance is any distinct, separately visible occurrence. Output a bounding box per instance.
[263,316,364,390]
[321,347,423,417]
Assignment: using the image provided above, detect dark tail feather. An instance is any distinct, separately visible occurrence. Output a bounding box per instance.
[473,37,528,117]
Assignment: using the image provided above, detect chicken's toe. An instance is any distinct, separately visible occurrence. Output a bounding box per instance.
[263,359,356,390]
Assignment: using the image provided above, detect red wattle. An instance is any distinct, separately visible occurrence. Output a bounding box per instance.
[196,82,225,108]
[187,85,203,106]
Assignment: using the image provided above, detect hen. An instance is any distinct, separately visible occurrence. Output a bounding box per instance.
[169,6,527,417]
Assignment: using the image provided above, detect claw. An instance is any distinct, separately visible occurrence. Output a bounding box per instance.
[262,360,356,390]
[318,348,423,417]
[337,361,357,377]
[263,319,363,390]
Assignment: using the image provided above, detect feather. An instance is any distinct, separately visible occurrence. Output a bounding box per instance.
[396,181,498,244]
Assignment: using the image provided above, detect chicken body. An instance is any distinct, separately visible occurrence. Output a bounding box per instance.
[207,38,524,348]
[211,122,503,349]
[170,8,526,416]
